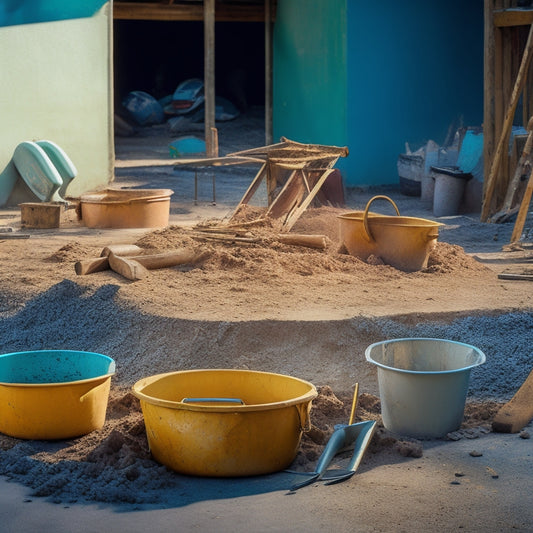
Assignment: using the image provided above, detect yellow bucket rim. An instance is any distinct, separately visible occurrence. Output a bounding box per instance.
[80,188,174,205]
[338,212,443,228]
[132,369,318,413]
[0,372,115,388]
[338,195,443,230]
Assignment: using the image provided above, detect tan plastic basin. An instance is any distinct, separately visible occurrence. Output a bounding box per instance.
[80,188,173,229]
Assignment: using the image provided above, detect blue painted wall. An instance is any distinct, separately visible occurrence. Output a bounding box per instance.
[273,0,348,148]
[273,0,484,187]
[0,0,105,27]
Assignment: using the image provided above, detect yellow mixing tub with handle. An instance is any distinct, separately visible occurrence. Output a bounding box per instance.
[338,195,442,272]
[132,369,317,477]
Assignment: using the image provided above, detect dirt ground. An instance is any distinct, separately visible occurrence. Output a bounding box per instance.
[0,109,532,531]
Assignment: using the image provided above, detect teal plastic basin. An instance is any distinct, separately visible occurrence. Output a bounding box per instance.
[0,350,115,384]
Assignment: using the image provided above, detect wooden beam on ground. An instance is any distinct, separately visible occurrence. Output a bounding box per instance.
[75,249,202,276]
[108,253,149,281]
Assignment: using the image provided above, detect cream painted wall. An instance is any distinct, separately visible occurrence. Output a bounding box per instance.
[0,4,113,198]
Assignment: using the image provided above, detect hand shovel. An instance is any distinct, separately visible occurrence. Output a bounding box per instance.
[290,384,377,491]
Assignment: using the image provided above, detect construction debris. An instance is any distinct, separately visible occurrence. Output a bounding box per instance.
[174,137,348,232]
[74,230,329,281]
[75,246,204,280]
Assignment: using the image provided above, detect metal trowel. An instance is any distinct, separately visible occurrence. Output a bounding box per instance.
[290,384,377,491]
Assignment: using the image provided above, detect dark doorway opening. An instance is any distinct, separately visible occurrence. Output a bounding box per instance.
[113,20,265,115]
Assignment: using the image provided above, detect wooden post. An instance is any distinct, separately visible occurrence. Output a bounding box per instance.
[204,0,216,158]
[211,126,219,158]
[265,0,273,145]
[483,0,496,213]
[510,164,533,243]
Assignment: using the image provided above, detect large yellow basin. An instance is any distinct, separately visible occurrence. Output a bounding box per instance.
[132,369,318,477]
[0,350,115,440]
[338,195,442,272]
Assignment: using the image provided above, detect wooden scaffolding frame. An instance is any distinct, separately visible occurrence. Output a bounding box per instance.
[483,0,533,227]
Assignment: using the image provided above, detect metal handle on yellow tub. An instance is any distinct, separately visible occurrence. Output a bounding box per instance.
[425,230,440,242]
[362,195,400,243]
[295,402,313,433]
[181,397,245,405]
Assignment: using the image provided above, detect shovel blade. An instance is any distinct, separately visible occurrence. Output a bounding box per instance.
[316,420,377,479]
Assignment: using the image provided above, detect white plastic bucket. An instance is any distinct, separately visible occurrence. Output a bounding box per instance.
[365,338,486,439]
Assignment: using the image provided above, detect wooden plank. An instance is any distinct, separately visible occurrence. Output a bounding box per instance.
[484,0,496,202]
[492,367,533,432]
[499,25,514,204]
[113,2,276,22]
[189,232,259,244]
[76,249,201,275]
[267,171,306,220]
[494,22,504,175]
[227,141,291,157]
[172,155,264,167]
[494,8,533,27]
[490,121,533,221]
[282,168,336,231]
[510,162,533,242]
[100,244,143,257]
[211,127,219,158]
[108,253,149,281]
